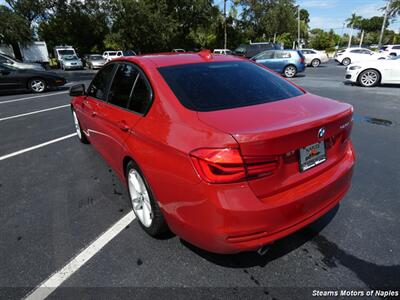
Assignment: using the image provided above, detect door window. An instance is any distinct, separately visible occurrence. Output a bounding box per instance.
[108,64,139,108]
[87,64,115,100]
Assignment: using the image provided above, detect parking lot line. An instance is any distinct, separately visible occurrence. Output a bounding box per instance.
[0,104,70,122]
[0,91,69,105]
[24,211,135,300]
[0,133,77,161]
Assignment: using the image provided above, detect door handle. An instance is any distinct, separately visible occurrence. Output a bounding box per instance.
[118,121,130,132]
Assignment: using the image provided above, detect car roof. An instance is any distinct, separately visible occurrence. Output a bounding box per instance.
[116,51,245,68]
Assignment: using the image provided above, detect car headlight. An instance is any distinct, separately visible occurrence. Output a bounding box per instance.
[349,66,361,70]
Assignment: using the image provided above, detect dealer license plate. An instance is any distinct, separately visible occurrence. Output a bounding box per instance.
[299,142,326,172]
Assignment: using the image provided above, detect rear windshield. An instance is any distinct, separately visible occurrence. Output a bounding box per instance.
[158,61,303,112]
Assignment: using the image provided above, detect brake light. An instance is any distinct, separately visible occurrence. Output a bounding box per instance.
[300,57,305,64]
[190,148,278,183]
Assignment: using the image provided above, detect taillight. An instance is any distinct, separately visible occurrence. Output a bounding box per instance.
[190,148,278,184]
[300,57,305,64]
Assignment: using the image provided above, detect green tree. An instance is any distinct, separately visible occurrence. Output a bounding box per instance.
[0,5,32,44]
[38,0,109,55]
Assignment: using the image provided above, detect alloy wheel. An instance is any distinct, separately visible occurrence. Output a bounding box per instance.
[284,66,296,78]
[311,59,320,67]
[360,71,378,87]
[30,79,45,93]
[128,169,153,228]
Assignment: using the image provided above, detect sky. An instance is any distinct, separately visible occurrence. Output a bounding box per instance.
[297,0,399,33]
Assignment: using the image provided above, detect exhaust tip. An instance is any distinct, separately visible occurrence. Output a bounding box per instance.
[257,245,271,256]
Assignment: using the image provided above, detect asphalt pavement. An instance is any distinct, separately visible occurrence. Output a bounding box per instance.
[0,63,399,300]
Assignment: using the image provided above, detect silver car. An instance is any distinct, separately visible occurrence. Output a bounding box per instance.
[60,55,83,70]
[85,54,106,69]
[0,53,44,70]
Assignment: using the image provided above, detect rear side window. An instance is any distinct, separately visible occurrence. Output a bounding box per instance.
[87,64,115,100]
[128,74,152,114]
[159,61,304,112]
[108,64,139,108]
[393,45,400,49]
[254,51,274,60]
[275,51,291,58]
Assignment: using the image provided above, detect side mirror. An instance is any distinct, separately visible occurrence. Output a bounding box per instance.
[69,84,86,96]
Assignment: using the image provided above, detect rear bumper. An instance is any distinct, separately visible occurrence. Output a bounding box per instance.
[166,142,355,254]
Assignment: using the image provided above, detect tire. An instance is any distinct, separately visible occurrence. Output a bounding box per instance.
[358,69,380,87]
[28,78,46,93]
[283,65,297,78]
[342,58,351,66]
[311,58,321,68]
[389,53,397,57]
[72,109,90,144]
[126,160,168,237]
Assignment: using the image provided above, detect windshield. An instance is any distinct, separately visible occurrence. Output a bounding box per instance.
[234,46,246,53]
[158,61,303,112]
[123,50,136,56]
[0,63,18,71]
[63,55,79,61]
[90,55,103,60]
[58,50,75,56]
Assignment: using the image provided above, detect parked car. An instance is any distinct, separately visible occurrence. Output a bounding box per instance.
[0,63,66,93]
[60,55,83,70]
[213,49,232,55]
[301,49,330,67]
[0,53,44,71]
[103,51,121,62]
[103,50,137,62]
[172,49,186,52]
[69,51,355,254]
[334,48,387,66]
[380,45,400,56]
[85,54,106,70]
[233,42,281,58]
[345,55,400,87]
[251,49,306,78]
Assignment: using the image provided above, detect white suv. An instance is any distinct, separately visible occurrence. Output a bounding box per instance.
[213,49,233,55]
[380,45,400,57]
[334,48,387,66]
[102,51,122,62]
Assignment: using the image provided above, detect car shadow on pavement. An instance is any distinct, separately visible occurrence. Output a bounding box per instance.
[180,205,339,268]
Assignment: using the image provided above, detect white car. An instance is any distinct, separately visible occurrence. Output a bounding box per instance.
[103,51,123,62]
[172,49,186,52]
[301,49,329,67]
[345,56,400,87]
[380,45,400,57]
[213,49,232,55]
[335,48,387,66]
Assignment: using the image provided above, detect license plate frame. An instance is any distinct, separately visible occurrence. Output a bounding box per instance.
[299,141,327,172]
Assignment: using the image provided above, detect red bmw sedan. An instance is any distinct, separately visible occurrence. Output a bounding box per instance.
[70,50,355,254]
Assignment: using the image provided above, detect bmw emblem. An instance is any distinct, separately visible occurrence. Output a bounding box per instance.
[318,127,326,139]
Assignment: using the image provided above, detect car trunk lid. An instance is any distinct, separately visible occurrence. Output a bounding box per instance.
[197,93,353,198]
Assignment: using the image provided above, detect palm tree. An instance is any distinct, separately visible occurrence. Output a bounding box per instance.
[346,13,363,48]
